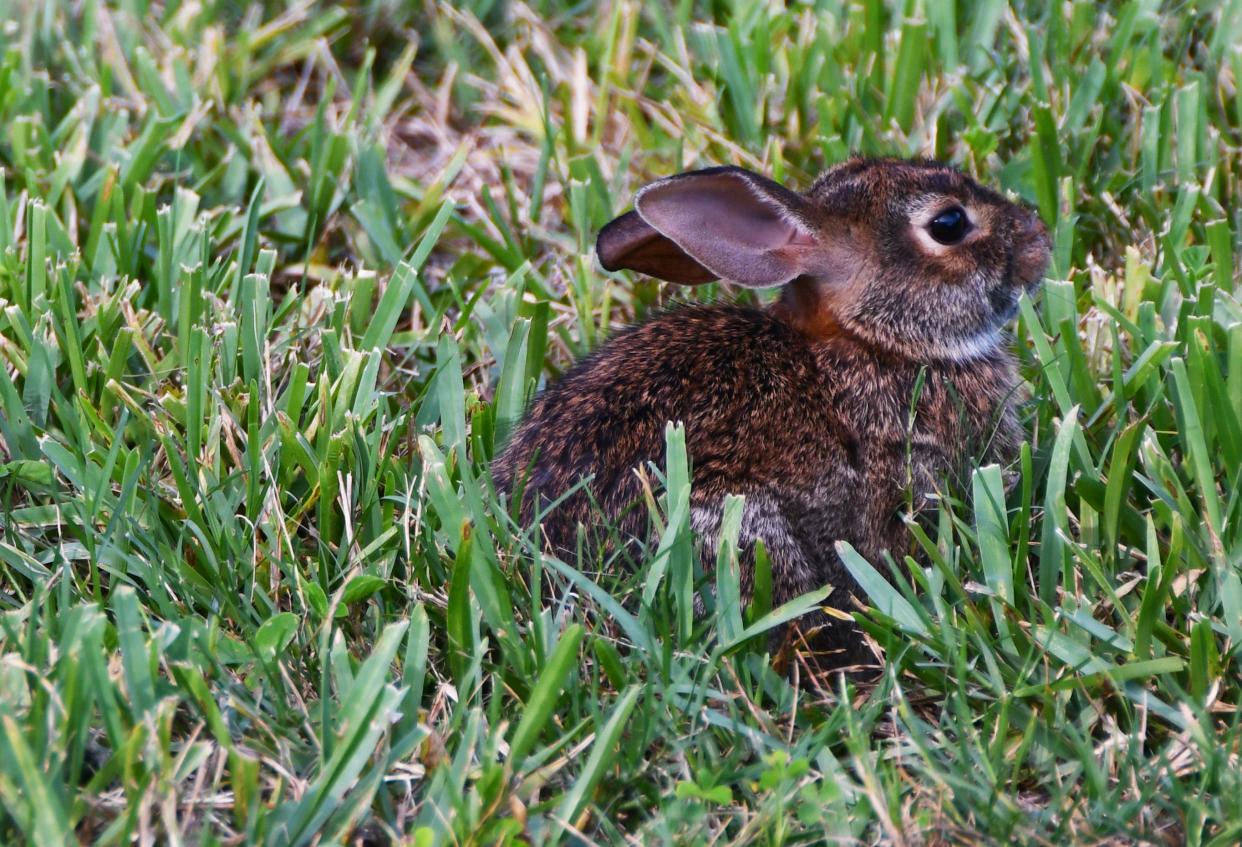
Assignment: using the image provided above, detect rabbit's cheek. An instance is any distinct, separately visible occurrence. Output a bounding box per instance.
[921,246,987,291]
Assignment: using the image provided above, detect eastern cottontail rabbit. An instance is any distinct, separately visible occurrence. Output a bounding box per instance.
[493,157,1050,656]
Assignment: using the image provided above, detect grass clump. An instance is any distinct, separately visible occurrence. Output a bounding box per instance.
[0,0,1240,843]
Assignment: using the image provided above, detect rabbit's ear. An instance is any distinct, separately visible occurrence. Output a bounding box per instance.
[596,210,718,284]
[625,166,823,288]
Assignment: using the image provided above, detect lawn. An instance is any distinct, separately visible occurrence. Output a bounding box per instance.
[0,0,1240,843]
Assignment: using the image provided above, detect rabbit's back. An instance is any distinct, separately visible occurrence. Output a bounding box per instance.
[493,304,854,553]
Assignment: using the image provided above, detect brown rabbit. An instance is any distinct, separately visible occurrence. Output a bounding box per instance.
[492,157,1050,657]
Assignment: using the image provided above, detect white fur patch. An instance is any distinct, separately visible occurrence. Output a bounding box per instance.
[690,496,807,568]
[936,329,1003,362]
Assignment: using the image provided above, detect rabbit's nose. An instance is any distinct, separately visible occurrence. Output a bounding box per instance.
[1023,213,1050,247]
[1014,213,1051,288]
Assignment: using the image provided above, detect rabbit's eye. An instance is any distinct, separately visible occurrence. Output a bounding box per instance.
[928,207,970,244]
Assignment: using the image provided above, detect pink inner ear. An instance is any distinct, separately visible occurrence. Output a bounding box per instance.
[635,169,819,288]
[642,180,792,247]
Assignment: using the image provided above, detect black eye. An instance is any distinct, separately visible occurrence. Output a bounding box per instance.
[928,207,970,244]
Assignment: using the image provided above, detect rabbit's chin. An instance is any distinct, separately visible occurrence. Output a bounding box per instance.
[988,281,1025,325]
[994,294,1021,324]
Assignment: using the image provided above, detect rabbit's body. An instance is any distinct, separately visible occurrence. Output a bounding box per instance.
[493,296,1020,609]
[493,157,1049,655]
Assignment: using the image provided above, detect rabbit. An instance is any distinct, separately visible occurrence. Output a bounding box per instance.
[492,157,1050,659]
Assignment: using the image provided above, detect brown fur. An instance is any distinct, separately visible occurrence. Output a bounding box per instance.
[492,157,1050,657]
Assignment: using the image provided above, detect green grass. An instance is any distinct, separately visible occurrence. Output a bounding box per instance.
[0,0,1240,843]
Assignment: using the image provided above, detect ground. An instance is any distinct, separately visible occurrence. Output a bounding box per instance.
[0,1,1240,844]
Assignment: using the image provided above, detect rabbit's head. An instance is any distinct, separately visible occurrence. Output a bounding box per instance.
[597,158,1050,362]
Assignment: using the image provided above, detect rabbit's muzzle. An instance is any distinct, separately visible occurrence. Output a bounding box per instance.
[1012,212,1052,292]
